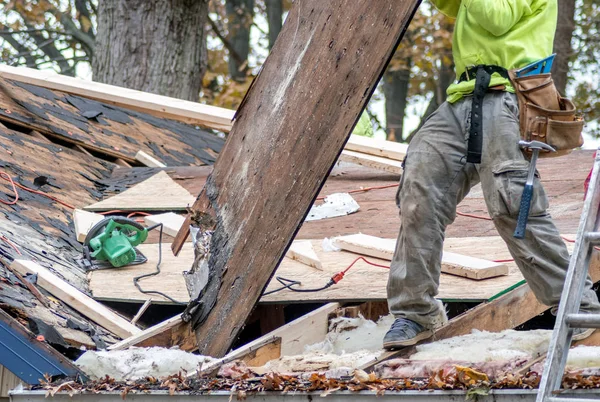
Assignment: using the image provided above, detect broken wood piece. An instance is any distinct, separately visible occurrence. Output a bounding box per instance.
[285,240,323,270]
[345,135,408,161]
[135,150,167,168]
[73,209,104,242]
[305,193,360,222]
[84,171,195,212]
[108,313,196,351]
[339,150,403,175]
[144,212,185,237]
[175,0,420,358]
[131,298,152,325]
[10,259,141,339]
[333,233,509,280]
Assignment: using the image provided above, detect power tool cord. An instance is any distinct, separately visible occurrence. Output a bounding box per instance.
[132,223,186,305]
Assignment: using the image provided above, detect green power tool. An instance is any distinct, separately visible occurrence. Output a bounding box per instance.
[83,217,149,268]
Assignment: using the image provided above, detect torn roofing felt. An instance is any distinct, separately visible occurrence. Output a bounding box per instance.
[0,79,224,366]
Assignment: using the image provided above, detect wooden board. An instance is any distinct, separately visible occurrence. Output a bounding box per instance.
[339,150,403,175]
[0,65,234,133]
[107,314,196,352]
[345,135,408,161]
[144,212,185,238]
[88,237,526,304]
[11,259,140,339]
[84,171,195,212]
[285,240,323,270]
[73,209,104,242]
[135,150,167,168]
[171,0,421,358]
[333,233,509,280]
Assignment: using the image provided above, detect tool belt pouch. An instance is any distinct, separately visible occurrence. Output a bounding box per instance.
[508,70,584,157]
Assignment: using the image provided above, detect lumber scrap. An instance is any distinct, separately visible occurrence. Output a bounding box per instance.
[339,150,404,175]
[167,0,421,357]
[10,259,140,339]
[361,250,600,371]
[73,209,104,242]
[108,314,196,351]
[345,135,408,161]
[144,213,185,237]
[333,233,509,280]
[135,150,167,168]
[0,65,234,132]
[84,171,195,212]
[285,240,323,270]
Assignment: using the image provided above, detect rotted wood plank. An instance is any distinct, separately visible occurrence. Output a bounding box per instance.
[174,0,421,357]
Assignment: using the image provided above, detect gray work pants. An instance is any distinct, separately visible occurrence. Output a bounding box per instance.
[387,91,600,329]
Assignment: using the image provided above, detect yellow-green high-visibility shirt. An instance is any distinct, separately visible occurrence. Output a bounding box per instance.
[430,0,557,103]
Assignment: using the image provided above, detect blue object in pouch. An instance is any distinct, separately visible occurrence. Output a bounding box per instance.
[515,54,555,77]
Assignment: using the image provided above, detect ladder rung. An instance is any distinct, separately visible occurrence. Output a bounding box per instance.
[586,232,600,245]
[566,313,600,328]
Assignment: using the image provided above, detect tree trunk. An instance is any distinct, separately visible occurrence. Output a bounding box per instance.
[93,0,208,102]
[383,67,411,142]
[266,0,283,50]
[226,0,254,81]
[552,0,576,95]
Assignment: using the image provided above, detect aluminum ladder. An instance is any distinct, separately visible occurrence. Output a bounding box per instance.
[537,149,600,402]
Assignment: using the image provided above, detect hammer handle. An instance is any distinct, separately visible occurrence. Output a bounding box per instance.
[514,183,533,239]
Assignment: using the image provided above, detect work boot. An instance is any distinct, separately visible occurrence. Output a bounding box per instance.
[383,318,433,349]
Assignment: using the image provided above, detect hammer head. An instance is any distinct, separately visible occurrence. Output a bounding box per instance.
[518,140,556,153]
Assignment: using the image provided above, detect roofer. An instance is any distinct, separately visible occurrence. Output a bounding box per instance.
[383,0,600,349]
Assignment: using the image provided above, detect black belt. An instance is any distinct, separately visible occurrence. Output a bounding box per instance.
[459,65,509,164]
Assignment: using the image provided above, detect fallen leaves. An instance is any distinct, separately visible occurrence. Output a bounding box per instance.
[31,363,600,399]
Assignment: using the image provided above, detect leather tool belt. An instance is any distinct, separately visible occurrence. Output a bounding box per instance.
[507,69,584,158]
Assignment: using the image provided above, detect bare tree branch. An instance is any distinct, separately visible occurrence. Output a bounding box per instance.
[207,16,245,66]
[23,22,73,75]
[56,11,95,57]
[0,34,38,68]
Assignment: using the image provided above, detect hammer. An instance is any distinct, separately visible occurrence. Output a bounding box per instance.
[513,140,556,239]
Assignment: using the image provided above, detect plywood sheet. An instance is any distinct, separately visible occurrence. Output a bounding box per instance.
[84,171,195,211]
[88,236,530,304]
